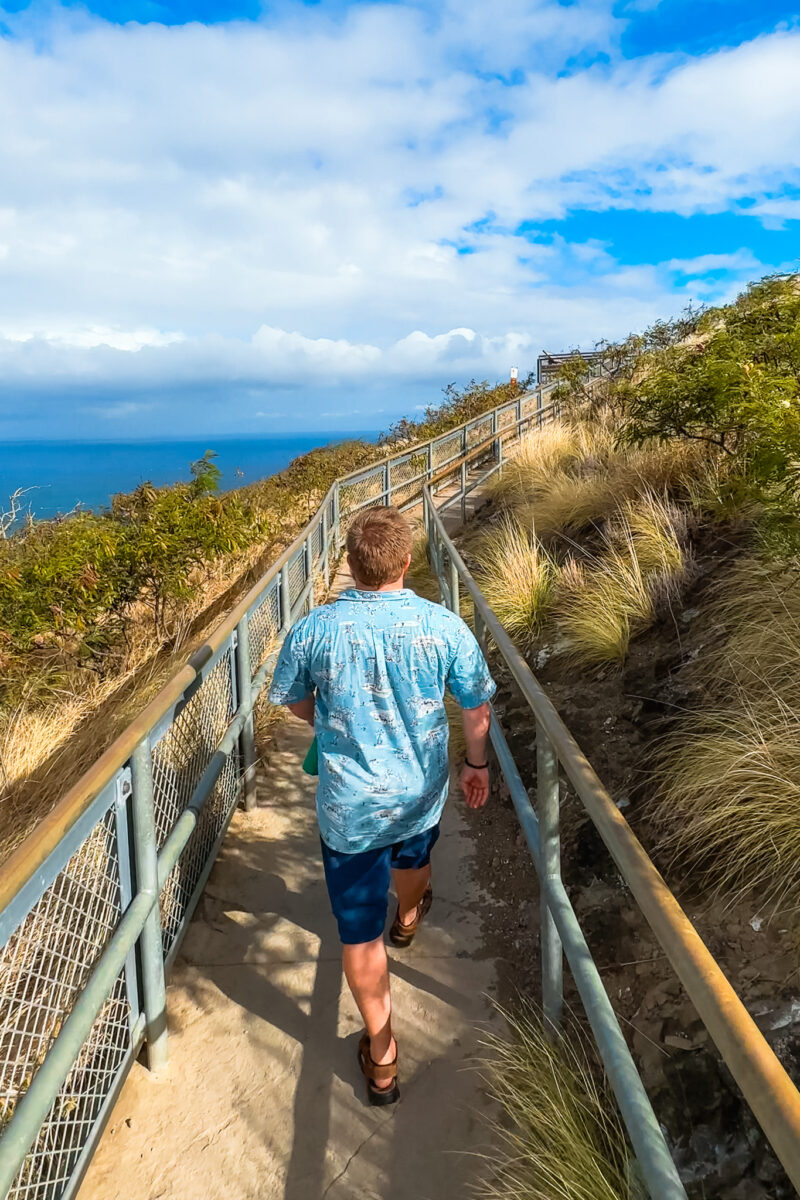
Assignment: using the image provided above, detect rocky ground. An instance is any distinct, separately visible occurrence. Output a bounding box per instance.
[459,517,800,1200]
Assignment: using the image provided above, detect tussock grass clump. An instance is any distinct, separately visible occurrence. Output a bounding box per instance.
[556,497,689,664]
[473,518,556,649]
[520,470,622,539]
[489,423,585,508]
[696,557,800,700]
[556,542,653,663]
[479,1005,634,1200]
[649,555,800,907]
[651,696,800,908]
[502,424,702,543]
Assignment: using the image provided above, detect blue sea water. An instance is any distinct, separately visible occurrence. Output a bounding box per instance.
[0,432,378,523]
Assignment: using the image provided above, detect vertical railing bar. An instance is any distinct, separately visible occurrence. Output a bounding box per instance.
[113,767,141,1034]
[280,561,291,632]
[449,553,460,617]
[130,740,169,1071]
[333,483,342,553]
[304,530,313,611]
[236,617,257,812]
[321,507,330,590]
[537,719,563,1032]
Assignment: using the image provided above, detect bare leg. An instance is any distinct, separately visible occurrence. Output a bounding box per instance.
[393,863,431,927]
[342,937,395,1085]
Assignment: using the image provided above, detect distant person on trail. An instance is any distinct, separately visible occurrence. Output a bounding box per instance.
[268,505,495,1106]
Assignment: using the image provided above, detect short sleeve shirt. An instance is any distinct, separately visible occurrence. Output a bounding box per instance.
[268,588,496,853]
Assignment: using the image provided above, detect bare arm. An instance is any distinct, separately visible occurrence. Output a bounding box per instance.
[287,693,315,726]
[459,701,491,809]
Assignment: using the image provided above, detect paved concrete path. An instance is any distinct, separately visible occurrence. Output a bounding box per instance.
[79,491,504,1200]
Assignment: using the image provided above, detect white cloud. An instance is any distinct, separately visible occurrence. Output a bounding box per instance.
[0,3,798,435]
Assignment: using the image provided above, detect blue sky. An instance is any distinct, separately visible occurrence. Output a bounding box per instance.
[1,0,799,439]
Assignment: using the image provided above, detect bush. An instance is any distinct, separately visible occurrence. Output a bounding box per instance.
[556,274,800,542]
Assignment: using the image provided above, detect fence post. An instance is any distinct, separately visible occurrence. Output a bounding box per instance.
[460,459,467,525]
[333,485,342,552]
[537,720,563,1031]
[321,507,330,590]
[130,740,169,1071]
[474,609,486,654]
[235,616,257,812]
[537,387,543,429]
[280,561,291,631]
[304,532,314,610]
[449,555,460,616]
[491,410,499,462]
[383,461,391,506]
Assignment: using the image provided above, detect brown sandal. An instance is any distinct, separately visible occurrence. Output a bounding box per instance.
[358,1032,400,1106]
[389,885,433,948]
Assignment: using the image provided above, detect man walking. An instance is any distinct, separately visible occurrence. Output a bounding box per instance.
[268,506,495,1105]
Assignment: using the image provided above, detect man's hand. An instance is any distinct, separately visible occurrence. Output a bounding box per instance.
[460,764,490,809]
[459,701,491,808]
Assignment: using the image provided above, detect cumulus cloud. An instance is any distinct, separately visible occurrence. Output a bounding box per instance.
[0,2,798,435]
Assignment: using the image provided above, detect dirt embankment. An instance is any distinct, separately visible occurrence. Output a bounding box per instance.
[463,520,800,1200]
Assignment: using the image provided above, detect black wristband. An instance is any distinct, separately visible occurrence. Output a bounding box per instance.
[465,758,489,770]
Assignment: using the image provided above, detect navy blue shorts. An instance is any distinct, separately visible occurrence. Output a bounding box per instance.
[320,825,440,945]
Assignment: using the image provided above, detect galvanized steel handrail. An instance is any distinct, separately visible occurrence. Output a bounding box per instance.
[0,381,555,1200]
[423,488,800,1196]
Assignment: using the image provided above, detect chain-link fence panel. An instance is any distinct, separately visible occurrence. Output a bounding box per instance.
[388,452,427,509]
[0,804,133,1200]
[287,549,307,609]
[521,393,541,422]
[150,652,234,853]
[431,431,463,469]
[159,751,240,955]
[8,971,132,1200]
[311,520,324,564]
[339,465,385,516]
[248,582,280,677]
[466,415,492,448]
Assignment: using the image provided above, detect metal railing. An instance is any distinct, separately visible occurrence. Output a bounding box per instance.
[424,487,800,1198]
[0,382,557,1200]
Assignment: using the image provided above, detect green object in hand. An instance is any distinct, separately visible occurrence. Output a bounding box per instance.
[302,736,319,776]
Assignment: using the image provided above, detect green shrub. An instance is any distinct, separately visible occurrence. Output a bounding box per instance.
[557,274,800,541]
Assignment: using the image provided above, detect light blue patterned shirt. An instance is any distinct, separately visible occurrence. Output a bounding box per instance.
[268,588,496,853]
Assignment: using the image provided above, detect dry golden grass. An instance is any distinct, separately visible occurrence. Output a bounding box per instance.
[651,694,800,909]
[493,416,703,546]
[478,1004,634,1200]
[616,492,688,578]
[648,555,800,907]
[696,557,800,700]
[489,422,600,509]
[472,517,556,649]
[554,492,690,664]
[518,470,623,539]
[556,541,653,664]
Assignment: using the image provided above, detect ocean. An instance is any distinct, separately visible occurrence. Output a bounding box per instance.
[0,432,379,523]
